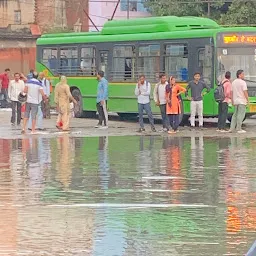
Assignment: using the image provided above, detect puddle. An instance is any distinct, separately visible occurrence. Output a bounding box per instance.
[0,135,255,255]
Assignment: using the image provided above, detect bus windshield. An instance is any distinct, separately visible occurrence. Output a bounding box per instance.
[217,47,256,86]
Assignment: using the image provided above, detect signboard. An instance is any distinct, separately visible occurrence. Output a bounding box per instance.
[217,32,256,47]
[223,35,256,44]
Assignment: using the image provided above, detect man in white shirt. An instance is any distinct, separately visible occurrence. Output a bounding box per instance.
[153,74,169,131]
[27,72,48,131]
[8,73,25,125]
[230,69,249,133]
[39,72,51,119]
[135,75,156,132]
[22,72,46,134]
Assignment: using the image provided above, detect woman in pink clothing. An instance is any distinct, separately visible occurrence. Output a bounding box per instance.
[217,71,232,132]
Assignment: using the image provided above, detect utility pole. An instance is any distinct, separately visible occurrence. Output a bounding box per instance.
[207,0,210,17]
[127,0,130,19]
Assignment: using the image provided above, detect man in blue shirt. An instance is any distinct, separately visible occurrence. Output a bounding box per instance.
[95,71,108,129]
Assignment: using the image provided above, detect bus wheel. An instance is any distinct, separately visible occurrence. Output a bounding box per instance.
[118,113,137,121]
[180,115,190,127]
[84,111,97,118]
[227,114,246,123]
[72,89,83,118]
[178,100,188,126]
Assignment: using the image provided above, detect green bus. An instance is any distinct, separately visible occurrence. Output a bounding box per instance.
[36,16,256,123]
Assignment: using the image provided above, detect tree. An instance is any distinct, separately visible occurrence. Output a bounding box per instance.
[220,0,256,25]
[144,0,225,19]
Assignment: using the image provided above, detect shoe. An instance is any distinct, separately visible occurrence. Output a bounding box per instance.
[11,123,15,126]
[100,126,108,129]
[216,129,221,132]
[151,127,156,132]
[199,126,204,130]
[95,123,101,128]
[56,125,62,130]
[21,130,25,134]
[37,128,46,131]
[168,130,177,134]
[228,129,234,133]
[137,128,145,133]
[237,130,246,134]
[220,129,229,133]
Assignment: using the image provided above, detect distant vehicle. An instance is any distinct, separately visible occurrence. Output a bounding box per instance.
[36,16,256,123]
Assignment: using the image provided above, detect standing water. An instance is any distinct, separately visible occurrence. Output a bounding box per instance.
[0,135,255,255]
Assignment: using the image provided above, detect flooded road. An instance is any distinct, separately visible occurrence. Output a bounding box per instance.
[0,135,255,256]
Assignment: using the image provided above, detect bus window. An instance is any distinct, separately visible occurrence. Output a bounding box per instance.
[164,44,188,81]
[138,44,160,81]
[59,48,78,75]
[198,47,212,86]
[112,46,136,81]
[80,47,96,76]
[42,48,58,73]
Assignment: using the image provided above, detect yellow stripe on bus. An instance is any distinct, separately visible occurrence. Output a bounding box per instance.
[48,76,188,87]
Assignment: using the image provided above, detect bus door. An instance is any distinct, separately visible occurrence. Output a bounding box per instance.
[198,45,213,87]
[99,51,109,78]
[197,44,215,115]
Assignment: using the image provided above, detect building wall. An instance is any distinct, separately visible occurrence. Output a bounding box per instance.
[65,0,89,32]
[0,0,35,27]
[89,0,150,31]
[0,0,89,75]
[0,39,36,74]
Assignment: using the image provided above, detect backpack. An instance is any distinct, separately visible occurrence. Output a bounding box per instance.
[214,80,227,103]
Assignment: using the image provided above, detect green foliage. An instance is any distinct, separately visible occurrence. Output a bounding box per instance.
[144,0,256,25]
[144,0,224,18]
[220,0,256,25]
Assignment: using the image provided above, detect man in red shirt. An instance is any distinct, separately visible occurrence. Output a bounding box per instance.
[0,68,10,108]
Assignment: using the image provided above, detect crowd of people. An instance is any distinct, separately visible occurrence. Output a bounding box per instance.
[0,67,249,134]
[135,69,248,134]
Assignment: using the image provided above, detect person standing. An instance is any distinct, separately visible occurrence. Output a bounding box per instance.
[135,75,156,132]
[0,68,10,108]
[22,72,46,134]
[166,76,186,134]
[38,72,51,119]
[185,72,210,129]
[217,71,232,132]
[229,70,248,133]
[153,74,169,132]
[8,73,25,126]
[27,69,34,80]
[55,76,77,131]
[39,72,51,119]
[95,71,109,129]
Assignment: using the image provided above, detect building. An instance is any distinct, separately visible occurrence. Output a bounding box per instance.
[89,0,150,31]
[0,0,89,74]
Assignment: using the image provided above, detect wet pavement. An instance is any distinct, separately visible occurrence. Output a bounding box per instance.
[0,111,256,255]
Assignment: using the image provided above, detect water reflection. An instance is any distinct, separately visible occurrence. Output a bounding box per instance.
[0,135,255,255]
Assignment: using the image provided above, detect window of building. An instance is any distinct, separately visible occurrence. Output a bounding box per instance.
[164,44,188,81]
[138,44,160,81]
[80,47,96,76]
[59,48,78,75]
[14,10,21,24]
[42,48,58,73]
[112,45,136,81]
[120,0,148,12]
